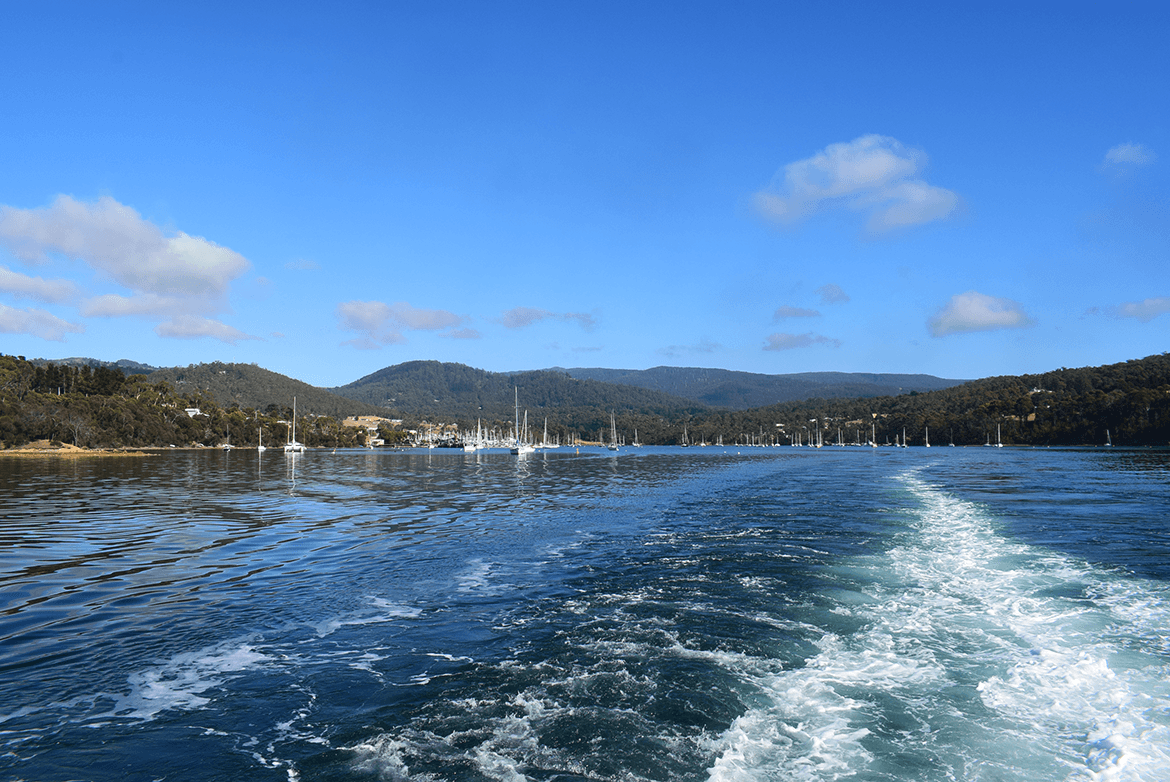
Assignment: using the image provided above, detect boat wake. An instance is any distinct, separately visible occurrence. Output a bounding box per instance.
[707,470,1170,781]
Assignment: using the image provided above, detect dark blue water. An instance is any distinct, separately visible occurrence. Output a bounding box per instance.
[2,446,1169,781]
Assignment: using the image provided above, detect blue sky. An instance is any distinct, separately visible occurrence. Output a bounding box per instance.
[1,2,1166,387]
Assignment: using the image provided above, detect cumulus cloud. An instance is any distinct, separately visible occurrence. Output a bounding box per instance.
[0,195,253,341]
[0,266,78,303]
[1103,143,1156,167]
[0,302,85,341]
[928,291,1035,336]
[154,315,260,344]
[755,135,958,234]
[773,305,820,319]
[816,284,850,304]
[762,332,842,351]
[0,196,249,296]
[500,306,597,331]
[336,300,468,348]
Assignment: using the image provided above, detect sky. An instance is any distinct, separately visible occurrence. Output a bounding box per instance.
[1,2,1167,388]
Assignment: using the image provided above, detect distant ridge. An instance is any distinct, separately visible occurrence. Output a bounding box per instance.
[328,360,705,421]
[554,366,967,410]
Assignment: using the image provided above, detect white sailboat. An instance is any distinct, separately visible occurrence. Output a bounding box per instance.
[284,396,305,453]
[257,427,266,452]
[1105,429,1113,447]
[608,411,619,451]
[925,427,930,448]
[510,388,534,455]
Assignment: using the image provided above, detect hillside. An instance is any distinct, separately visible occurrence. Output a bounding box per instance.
[328,361,707,424]
[557,366,966,409]
[684,353,1170,447]
[148,362,388,418]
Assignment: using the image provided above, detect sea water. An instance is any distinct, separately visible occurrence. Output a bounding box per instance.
[1,446,1168,781]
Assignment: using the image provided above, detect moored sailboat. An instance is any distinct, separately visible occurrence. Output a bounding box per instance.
[284,397,305,453]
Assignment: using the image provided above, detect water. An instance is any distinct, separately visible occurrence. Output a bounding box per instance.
[2,446,1169,781]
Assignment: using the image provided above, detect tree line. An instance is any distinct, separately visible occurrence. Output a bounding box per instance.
[4,352,1169,450]
[0,355,372,449]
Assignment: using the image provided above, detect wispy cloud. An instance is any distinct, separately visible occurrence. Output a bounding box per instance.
[285,258,319,271]
[773,305,820,320]
[928,291,1035,336]
[657,337,722,358]
[0,302,84,341]
[754,135,958,234]
[1103,142,1157,168]
[1091,296,1170,323]
[499,306,597,331]
[762,332,842,351]
[154,315,260,344]
[336,300,468,348]
[0,195,253,343]
[0,266,78,303]
[816,283,850,305]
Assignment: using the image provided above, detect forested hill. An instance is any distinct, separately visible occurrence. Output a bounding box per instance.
[328,360,707,420]
[557,366,966,410]
[684,353,1170,447]
[147,363,387,418]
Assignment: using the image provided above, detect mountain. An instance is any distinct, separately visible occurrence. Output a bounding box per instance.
[328,360,707,421]
[147,362,388,418]
[554,366,967,410]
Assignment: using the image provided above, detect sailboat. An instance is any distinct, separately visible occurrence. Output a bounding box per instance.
[537,418,557,450]
[1105,429,1113,447]
[924,427,930,448]
[510,388,534,455]
[464,419,482,452]
[284,397,305,453]
[996,423,1003,448]
[607,411,619,451]
[257,427,266,452]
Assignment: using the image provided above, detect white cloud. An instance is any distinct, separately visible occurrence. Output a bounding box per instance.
[81,293,185,318]
[1108,297,1170,323]
[762,332,842,351]
[0,196,249,296]
[929,291,1035,336]
[336,300,468,347]
[755,135,958,234]
[500,306,597,331]
[773,305,820,319]
[0,195,253,341]
[0,302,85,341]
[0,266,78,303]
[154,315,259,344]
[1103,143,1156,167]
[816,284,850,305]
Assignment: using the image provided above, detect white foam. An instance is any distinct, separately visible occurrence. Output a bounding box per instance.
[108,641,271,720]
[707,471,1170,781]
[313,597,421,637]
